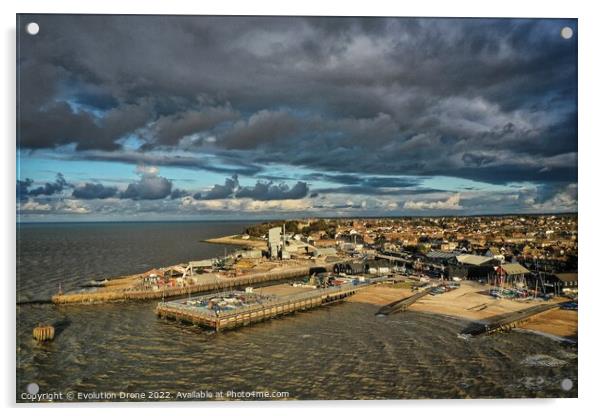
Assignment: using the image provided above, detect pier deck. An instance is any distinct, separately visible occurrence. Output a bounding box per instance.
[156,283,363,331]
[52,266,318,304]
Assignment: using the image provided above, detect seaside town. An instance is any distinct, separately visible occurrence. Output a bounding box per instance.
[15,13,581,404]
[43,214,577,341]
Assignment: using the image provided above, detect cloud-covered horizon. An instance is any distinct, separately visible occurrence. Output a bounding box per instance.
[16,15,577,219]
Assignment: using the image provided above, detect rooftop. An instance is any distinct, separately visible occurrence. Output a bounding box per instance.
[456,254,495,266]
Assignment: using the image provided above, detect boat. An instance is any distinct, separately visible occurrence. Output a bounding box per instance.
[81,279,109,288]
[560,301,578,310]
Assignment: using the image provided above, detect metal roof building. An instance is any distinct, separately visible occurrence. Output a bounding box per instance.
[456,254,496,267]
[499,263,530,276]
[426,250,462,260]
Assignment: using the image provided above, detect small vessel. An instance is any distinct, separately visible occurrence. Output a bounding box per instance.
[490,289,503,298]
[561,301,578,310]
[81,279,109,288]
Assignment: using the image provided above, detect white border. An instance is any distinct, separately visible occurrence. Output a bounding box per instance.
[2,1,601,415]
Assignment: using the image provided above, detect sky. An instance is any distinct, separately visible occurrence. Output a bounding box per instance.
[16,15,577,221]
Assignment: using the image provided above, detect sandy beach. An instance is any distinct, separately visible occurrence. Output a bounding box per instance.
[350,281,577,340]
[518,309,578,339]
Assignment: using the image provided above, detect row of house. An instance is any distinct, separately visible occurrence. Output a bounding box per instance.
[377,249,578,295]
[332,260,392,276]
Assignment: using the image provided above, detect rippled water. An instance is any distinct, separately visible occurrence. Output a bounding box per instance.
[16,222,578,401]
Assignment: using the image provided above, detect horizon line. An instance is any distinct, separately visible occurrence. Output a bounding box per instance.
[16,211,578,225]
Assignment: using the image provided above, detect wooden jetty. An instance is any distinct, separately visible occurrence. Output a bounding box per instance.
[461,302,562,336]
[52,266,316,305]
[157,284,360,332]
[32,324,55,342]
[376,286,436,315]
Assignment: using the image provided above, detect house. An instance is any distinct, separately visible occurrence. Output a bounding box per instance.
[333,262,365,275]
[186,260,214,276]
[164,265,186,277]
[537,272,578,295]
[495,263,530,287]
[426,250,461,265]
[556,273,578,294]
[440,241,458,251]
[312,247,338,257]
[456,254,498,267]
[486,247,506,263]
[284,239,310,253]
[449,254,498,281]
[365,260,390,275]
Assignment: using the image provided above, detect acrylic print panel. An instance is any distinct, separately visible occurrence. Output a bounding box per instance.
[16,14,577,402]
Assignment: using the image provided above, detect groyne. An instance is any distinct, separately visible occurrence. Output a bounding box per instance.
[376,286,437,315]
[461,302,562,336]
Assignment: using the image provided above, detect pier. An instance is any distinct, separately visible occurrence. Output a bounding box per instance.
[52,266,318,304]
[461,302,562,336]
[156,283,361,331]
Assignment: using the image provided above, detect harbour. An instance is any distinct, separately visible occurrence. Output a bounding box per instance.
[17,219,578,400]
[51,264,323,304]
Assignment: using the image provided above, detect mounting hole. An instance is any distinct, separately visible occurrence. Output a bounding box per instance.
[560,378,573,391]
[560,26,573,40]
[26,382,39,395]
[26,22,40,36]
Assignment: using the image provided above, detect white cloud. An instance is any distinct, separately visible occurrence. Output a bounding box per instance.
[135,165,160,176]
[531,184,577,212]
[181,196,311,212]
[19,200,52,212]
[17,198,90,214]
[403,193,462,210]
[59,199,91,214]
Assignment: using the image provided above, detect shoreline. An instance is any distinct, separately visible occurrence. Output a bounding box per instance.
[203,234,265,249]
[37,226,577,341]
[513,328,577,344]
[349,281,577,341]
[47,233,267,304]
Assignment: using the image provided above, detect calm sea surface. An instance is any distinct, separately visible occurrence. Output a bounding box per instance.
[16,222,577,401]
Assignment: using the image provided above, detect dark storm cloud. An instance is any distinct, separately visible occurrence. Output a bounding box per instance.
[20,173,70,197]
[193,174,240,200]
[462,152,497,168]
[17,15,577,187]
[61,150,263,176]
[236,181,309,200]
[194,175,309,200]
[531,182,577,206]
[169,188,190,199]
[17,178,33,201]
[301,173,363,185]
[219,110,301,150]
[301,172,425,187]
[120,174,173,200]
[72,183,118,199]
[302,173,432,196]
[363,177,424,188]
[151,106,239,146]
